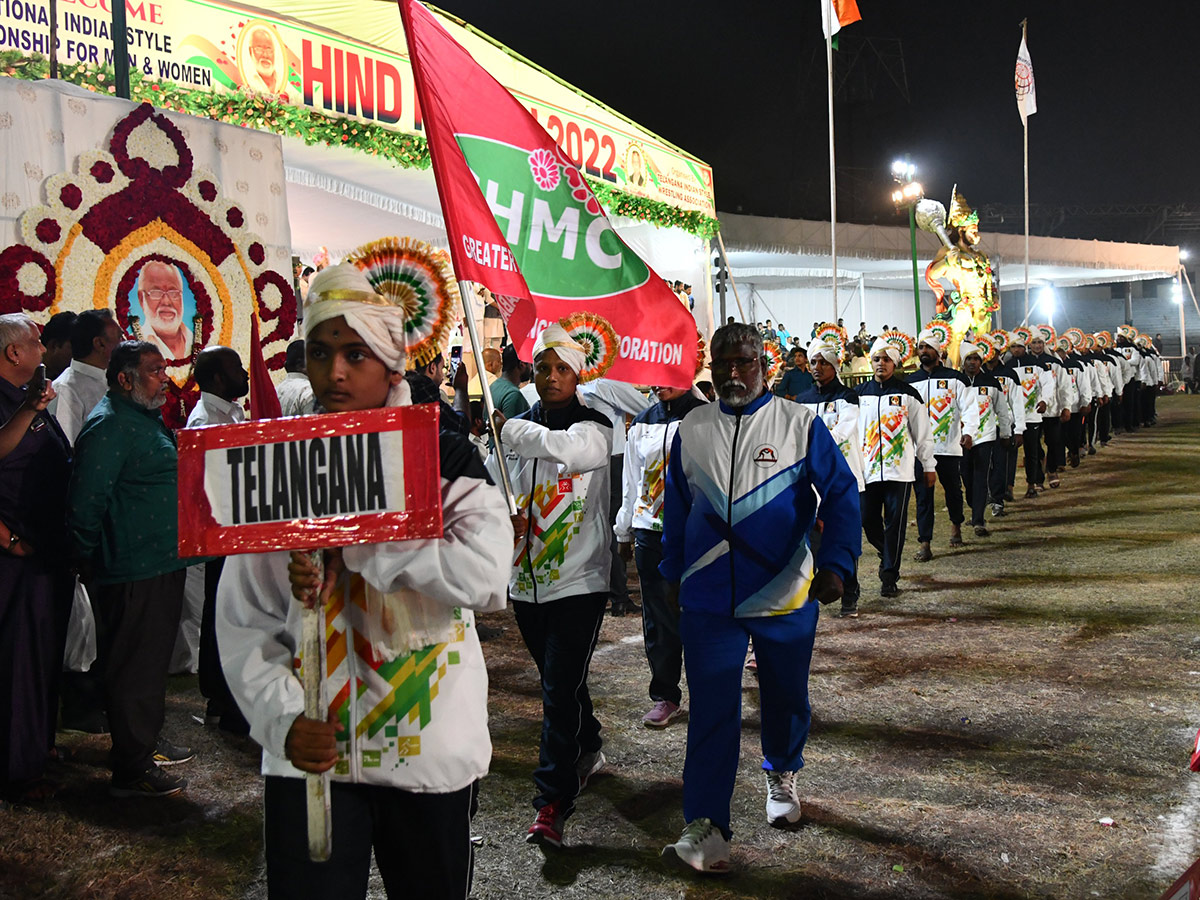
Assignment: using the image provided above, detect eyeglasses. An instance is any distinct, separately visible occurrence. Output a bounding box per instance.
[712,356,761,372]
[143,289,182,302]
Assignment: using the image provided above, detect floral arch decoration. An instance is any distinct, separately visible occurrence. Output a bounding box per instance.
[0,102,295,427]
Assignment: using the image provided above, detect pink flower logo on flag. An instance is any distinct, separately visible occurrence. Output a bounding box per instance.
[528,149,560,191]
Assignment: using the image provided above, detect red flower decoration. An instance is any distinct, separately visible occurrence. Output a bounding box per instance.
[110,103,193,189]
[226,207,244,228]
[114,254,214,367]
[0,245,55,314]
[91,160,115,183]
[248,242,265,265]
[198,180,217,202]
[60,183,82,210]
[253,269,299,359]
[35,218,61,243]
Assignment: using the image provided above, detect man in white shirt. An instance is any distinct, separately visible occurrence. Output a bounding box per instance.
[578,377,655,616]
[275,340,314,416]
[185,346,250,734]
[52,310,122,445]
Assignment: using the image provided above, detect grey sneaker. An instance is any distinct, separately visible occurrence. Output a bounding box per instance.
[152,740,195,766]
[764,770,801,826]
[662,817,731,874]
[110,765,186,798]
[576,749,606,790]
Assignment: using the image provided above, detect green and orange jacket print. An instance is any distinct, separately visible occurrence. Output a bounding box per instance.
[855,377,937,484]
[216,431,513,793]
[487,397,613,603]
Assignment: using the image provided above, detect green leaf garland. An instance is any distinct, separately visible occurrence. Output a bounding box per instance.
[1,51,720,240]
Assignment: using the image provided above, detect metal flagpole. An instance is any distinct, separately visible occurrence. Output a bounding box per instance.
[300,574,331,862]
[826,14,838,320]
[1022,19,1030,324]
[458,281,517,516]
[715,232,747,323]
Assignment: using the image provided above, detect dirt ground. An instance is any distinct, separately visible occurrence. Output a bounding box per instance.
[3,395,1199,900]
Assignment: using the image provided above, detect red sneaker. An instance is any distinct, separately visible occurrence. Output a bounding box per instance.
[526,801,564,847]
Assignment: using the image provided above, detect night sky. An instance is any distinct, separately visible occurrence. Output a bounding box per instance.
[437,1,1200,243]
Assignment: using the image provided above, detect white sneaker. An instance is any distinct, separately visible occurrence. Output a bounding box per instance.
[661,817,731,874]
[764,770,801,826]
[576,749,606,790]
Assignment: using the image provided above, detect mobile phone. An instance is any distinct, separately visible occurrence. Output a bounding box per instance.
[26,363,46,401]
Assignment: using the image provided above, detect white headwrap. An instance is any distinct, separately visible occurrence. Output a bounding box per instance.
[532,322,587,375]
[869,336,901,365]
[304,262,455,662]
[917,329,943,353]
[807,340,840,367]
[304,263,412,408]
[1008,331,1027,347]
[959,340,983,360]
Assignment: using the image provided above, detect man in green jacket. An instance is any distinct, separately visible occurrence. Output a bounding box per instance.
[68,341,194,798]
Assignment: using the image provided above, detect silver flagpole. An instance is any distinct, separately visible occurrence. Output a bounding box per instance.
[458,280,517,515]
[826,12,838,320]
[1022,19,1031,325]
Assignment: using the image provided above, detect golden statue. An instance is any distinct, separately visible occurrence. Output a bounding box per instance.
[917,188,998,368]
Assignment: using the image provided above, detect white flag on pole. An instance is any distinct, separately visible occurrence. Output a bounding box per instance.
[1015,35,1037,124]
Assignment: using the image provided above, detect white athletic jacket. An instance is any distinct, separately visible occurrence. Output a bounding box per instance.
[991,364,1026,437]
[487,397,613,604]
[797,378,866,491]
[963,371,1014,443]
[1012,356,1054,424]
[856,377,937,483]
[216,433,511,792]
[905,365,981,457]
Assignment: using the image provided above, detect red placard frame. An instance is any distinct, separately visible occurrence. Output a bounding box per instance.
[178,405,442,556]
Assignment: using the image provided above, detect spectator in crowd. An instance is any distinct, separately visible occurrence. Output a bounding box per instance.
[467,346,502,400]
[487,323,614,848]
[54,309,123,735]
[39,311,78,381]
[615,382,706,728]
[659,322,860,873]
[857,322,870,344]
[579,376,653,617]
[276,340,314,416]
[775,348,814,400]
[53,310,123,445]
[406,349,469,436]
[68,340,194,797]
[776,322,791,345]
[186,346,250,736]
[219,263,511,899]
[492,344,532,420]
[684,284,694,311]
[762,320,778,342]
[0,313,73,802]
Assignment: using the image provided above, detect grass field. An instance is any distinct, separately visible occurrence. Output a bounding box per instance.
[3,395,1198,900]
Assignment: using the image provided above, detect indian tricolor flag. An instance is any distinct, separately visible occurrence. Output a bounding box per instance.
[821,0,862,39]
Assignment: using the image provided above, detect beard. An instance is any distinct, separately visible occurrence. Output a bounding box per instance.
[918,350,938,366]
[718,376,760,408]
[131,381,166,410]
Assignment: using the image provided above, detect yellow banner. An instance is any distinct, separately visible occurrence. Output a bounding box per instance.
[0,0,715,216]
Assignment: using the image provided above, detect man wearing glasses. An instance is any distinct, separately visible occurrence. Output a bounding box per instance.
[137,262,191,361]
[659,323,860,873]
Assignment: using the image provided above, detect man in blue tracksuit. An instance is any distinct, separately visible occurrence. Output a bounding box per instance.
[659,323,861,874]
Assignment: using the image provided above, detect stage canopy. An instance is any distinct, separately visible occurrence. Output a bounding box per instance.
[716,212,1181,332]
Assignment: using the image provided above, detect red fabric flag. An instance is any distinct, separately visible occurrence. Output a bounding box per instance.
[399,0,697,388]
[248,304,281,420]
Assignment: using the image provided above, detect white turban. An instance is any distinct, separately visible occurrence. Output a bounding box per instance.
[1008,331,1026,347]
[959,340,983,360]
[869,336,901,365]
[917,329,943,352]
[304,263,411,408]
[532,322,587,376]
[807,340,840,367]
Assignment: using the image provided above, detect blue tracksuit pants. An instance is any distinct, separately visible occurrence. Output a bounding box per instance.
[679,601,819,840]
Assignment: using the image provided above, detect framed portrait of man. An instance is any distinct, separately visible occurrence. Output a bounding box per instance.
[236,22,287,95]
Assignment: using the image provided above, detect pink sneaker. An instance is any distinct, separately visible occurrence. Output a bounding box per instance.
[642,700,684,728]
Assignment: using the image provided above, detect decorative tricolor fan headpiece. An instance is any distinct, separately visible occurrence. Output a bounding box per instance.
[1094,330,1112,348]
[560,311,620,382]
[1034,323,1056,344]
[1013,325,1034,344]
[345,236,461,368]
[763,340,786,383]
[921,320,951,350]
[814,322,847,359]
[1117,324,1137,340]
[1063,327,1086,349]
[880,329,917,364]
